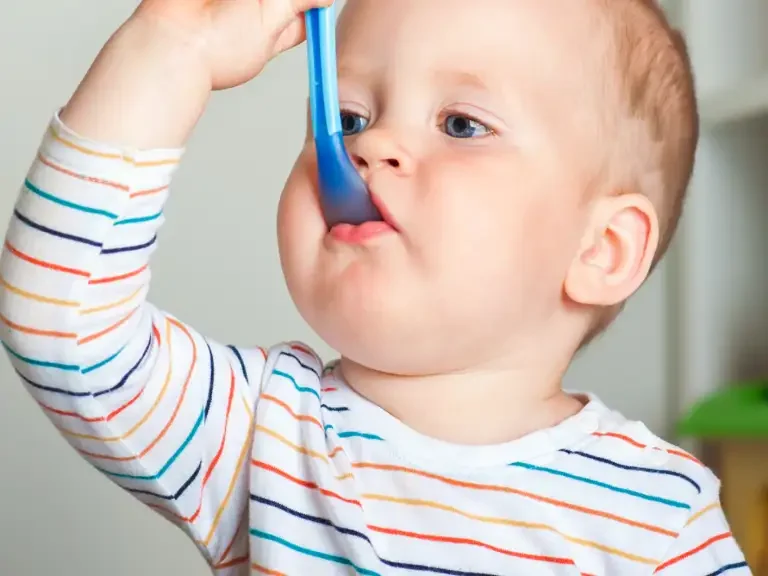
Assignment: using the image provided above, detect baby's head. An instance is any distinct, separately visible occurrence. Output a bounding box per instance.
[277,0,697,376]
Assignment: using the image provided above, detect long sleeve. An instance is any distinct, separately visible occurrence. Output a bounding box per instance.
[653,490,751,575]
[0,114,265,568]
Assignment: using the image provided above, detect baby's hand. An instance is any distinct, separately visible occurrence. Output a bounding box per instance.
[61,0,331,148]
[135,0,334,90]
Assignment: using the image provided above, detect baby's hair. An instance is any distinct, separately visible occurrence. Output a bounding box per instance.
[581,0,698,346]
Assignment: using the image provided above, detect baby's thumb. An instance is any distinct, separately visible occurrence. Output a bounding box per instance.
[268,0,334,55]
[266,0,334,33]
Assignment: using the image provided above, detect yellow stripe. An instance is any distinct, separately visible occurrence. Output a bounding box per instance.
[0,276,79,307]
[58,319,174,442]
[254,425,329,463]
[686,502,719,526]
[201,398,254,547]
[80,287,143,315]
[361,494,658,565]
[49,126,179,167]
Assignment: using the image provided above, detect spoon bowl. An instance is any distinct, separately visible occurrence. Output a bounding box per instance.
[305,6,382,226]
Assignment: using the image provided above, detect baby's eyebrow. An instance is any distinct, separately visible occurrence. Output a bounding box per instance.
[432,70,490,92]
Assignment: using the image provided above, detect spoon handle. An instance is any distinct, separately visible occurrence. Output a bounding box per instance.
[306,6,341,138]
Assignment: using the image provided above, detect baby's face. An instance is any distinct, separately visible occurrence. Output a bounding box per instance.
[278,0,603,374]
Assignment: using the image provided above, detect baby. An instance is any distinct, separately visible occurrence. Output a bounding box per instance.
[0,0,751,574]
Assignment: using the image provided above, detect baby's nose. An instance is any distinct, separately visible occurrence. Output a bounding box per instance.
[349,130,414,176]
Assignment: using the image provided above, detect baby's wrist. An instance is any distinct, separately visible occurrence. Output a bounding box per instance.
[61,14,212,149]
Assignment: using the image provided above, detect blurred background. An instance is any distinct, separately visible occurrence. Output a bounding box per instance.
[0,0,766,574]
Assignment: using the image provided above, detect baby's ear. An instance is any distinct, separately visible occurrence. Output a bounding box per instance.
[564,193,659,306]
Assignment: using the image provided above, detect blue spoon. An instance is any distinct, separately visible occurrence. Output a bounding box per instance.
[305,5,382,227]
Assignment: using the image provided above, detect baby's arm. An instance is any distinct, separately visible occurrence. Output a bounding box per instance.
[653,491,751,575]
[0,16,262,567]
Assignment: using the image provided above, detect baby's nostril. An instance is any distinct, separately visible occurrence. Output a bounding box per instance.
[387,159,400,169]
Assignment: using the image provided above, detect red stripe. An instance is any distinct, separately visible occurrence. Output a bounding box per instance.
[5,241,89,277]
[654,532,732,572]
[252,460,362,507]
[369,525,577,566]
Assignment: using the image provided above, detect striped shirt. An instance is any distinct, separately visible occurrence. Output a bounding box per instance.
[0,113,750,576]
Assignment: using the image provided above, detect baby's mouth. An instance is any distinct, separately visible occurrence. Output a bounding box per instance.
[327,190,399,244]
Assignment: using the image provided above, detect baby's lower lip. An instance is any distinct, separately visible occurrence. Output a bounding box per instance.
[329,221,396,244]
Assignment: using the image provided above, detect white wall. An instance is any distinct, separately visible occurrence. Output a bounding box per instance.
[0,2,671,574]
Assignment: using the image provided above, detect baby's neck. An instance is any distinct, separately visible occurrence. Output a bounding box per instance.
[338,357,585,446]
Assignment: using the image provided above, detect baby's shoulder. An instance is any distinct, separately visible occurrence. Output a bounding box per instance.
[573,407,720,506]
[260,341,329,387]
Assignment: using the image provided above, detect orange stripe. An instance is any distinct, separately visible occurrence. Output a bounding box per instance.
[653,532,732,572]
[213,556,248,570]
[361,493,657,564]
[251,563,286,576]
[150,398,253,527]
[290,343,316,357]
[203,368,236,486]
[593,432,702,464]
[329,446,345,458]
[369,525,577,566]
[130,185,167,199]
[58,319,177,442]
[215,512,246,565]
[88,264,147,285]
[77,307,138,344]
[49,125,180,167]
[201,397,255,547]
[78,321,197,460]
[38,372,146,423]
[38,401,104,423]
[353,462,676,537]
[0,313,76,338]
[38,153,128,191]
[261,394,323,430]
[252,460,362,507]
[5,241,89,277]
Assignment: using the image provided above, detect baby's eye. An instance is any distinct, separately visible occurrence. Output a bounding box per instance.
[442,115,491,139]
[340,112,369,136]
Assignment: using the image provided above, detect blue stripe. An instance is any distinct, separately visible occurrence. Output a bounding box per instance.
[14,209,102,248]
[24,179,118,219]
[560,449,701,493]
[101,235,156,255]
[114,211,162,225]
[16,369,89,396]
[94,333,153,397]
[16,333,152,397]
[99,409,204,481]
[204,342,215,421]
[128,463,201,500]
[273,369,321,401]
[338,431,384,440]
[227,345,249,384]
[81,346,126,374]
[509,461,690,509]
[250,527,380,576]
[707,562,750,576]
[279,350,321,378]
[3,342,79,371]
[250,495,501,576]
[321,403,349,412]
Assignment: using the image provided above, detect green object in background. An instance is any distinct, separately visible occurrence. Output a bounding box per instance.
[677,382,768,438]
